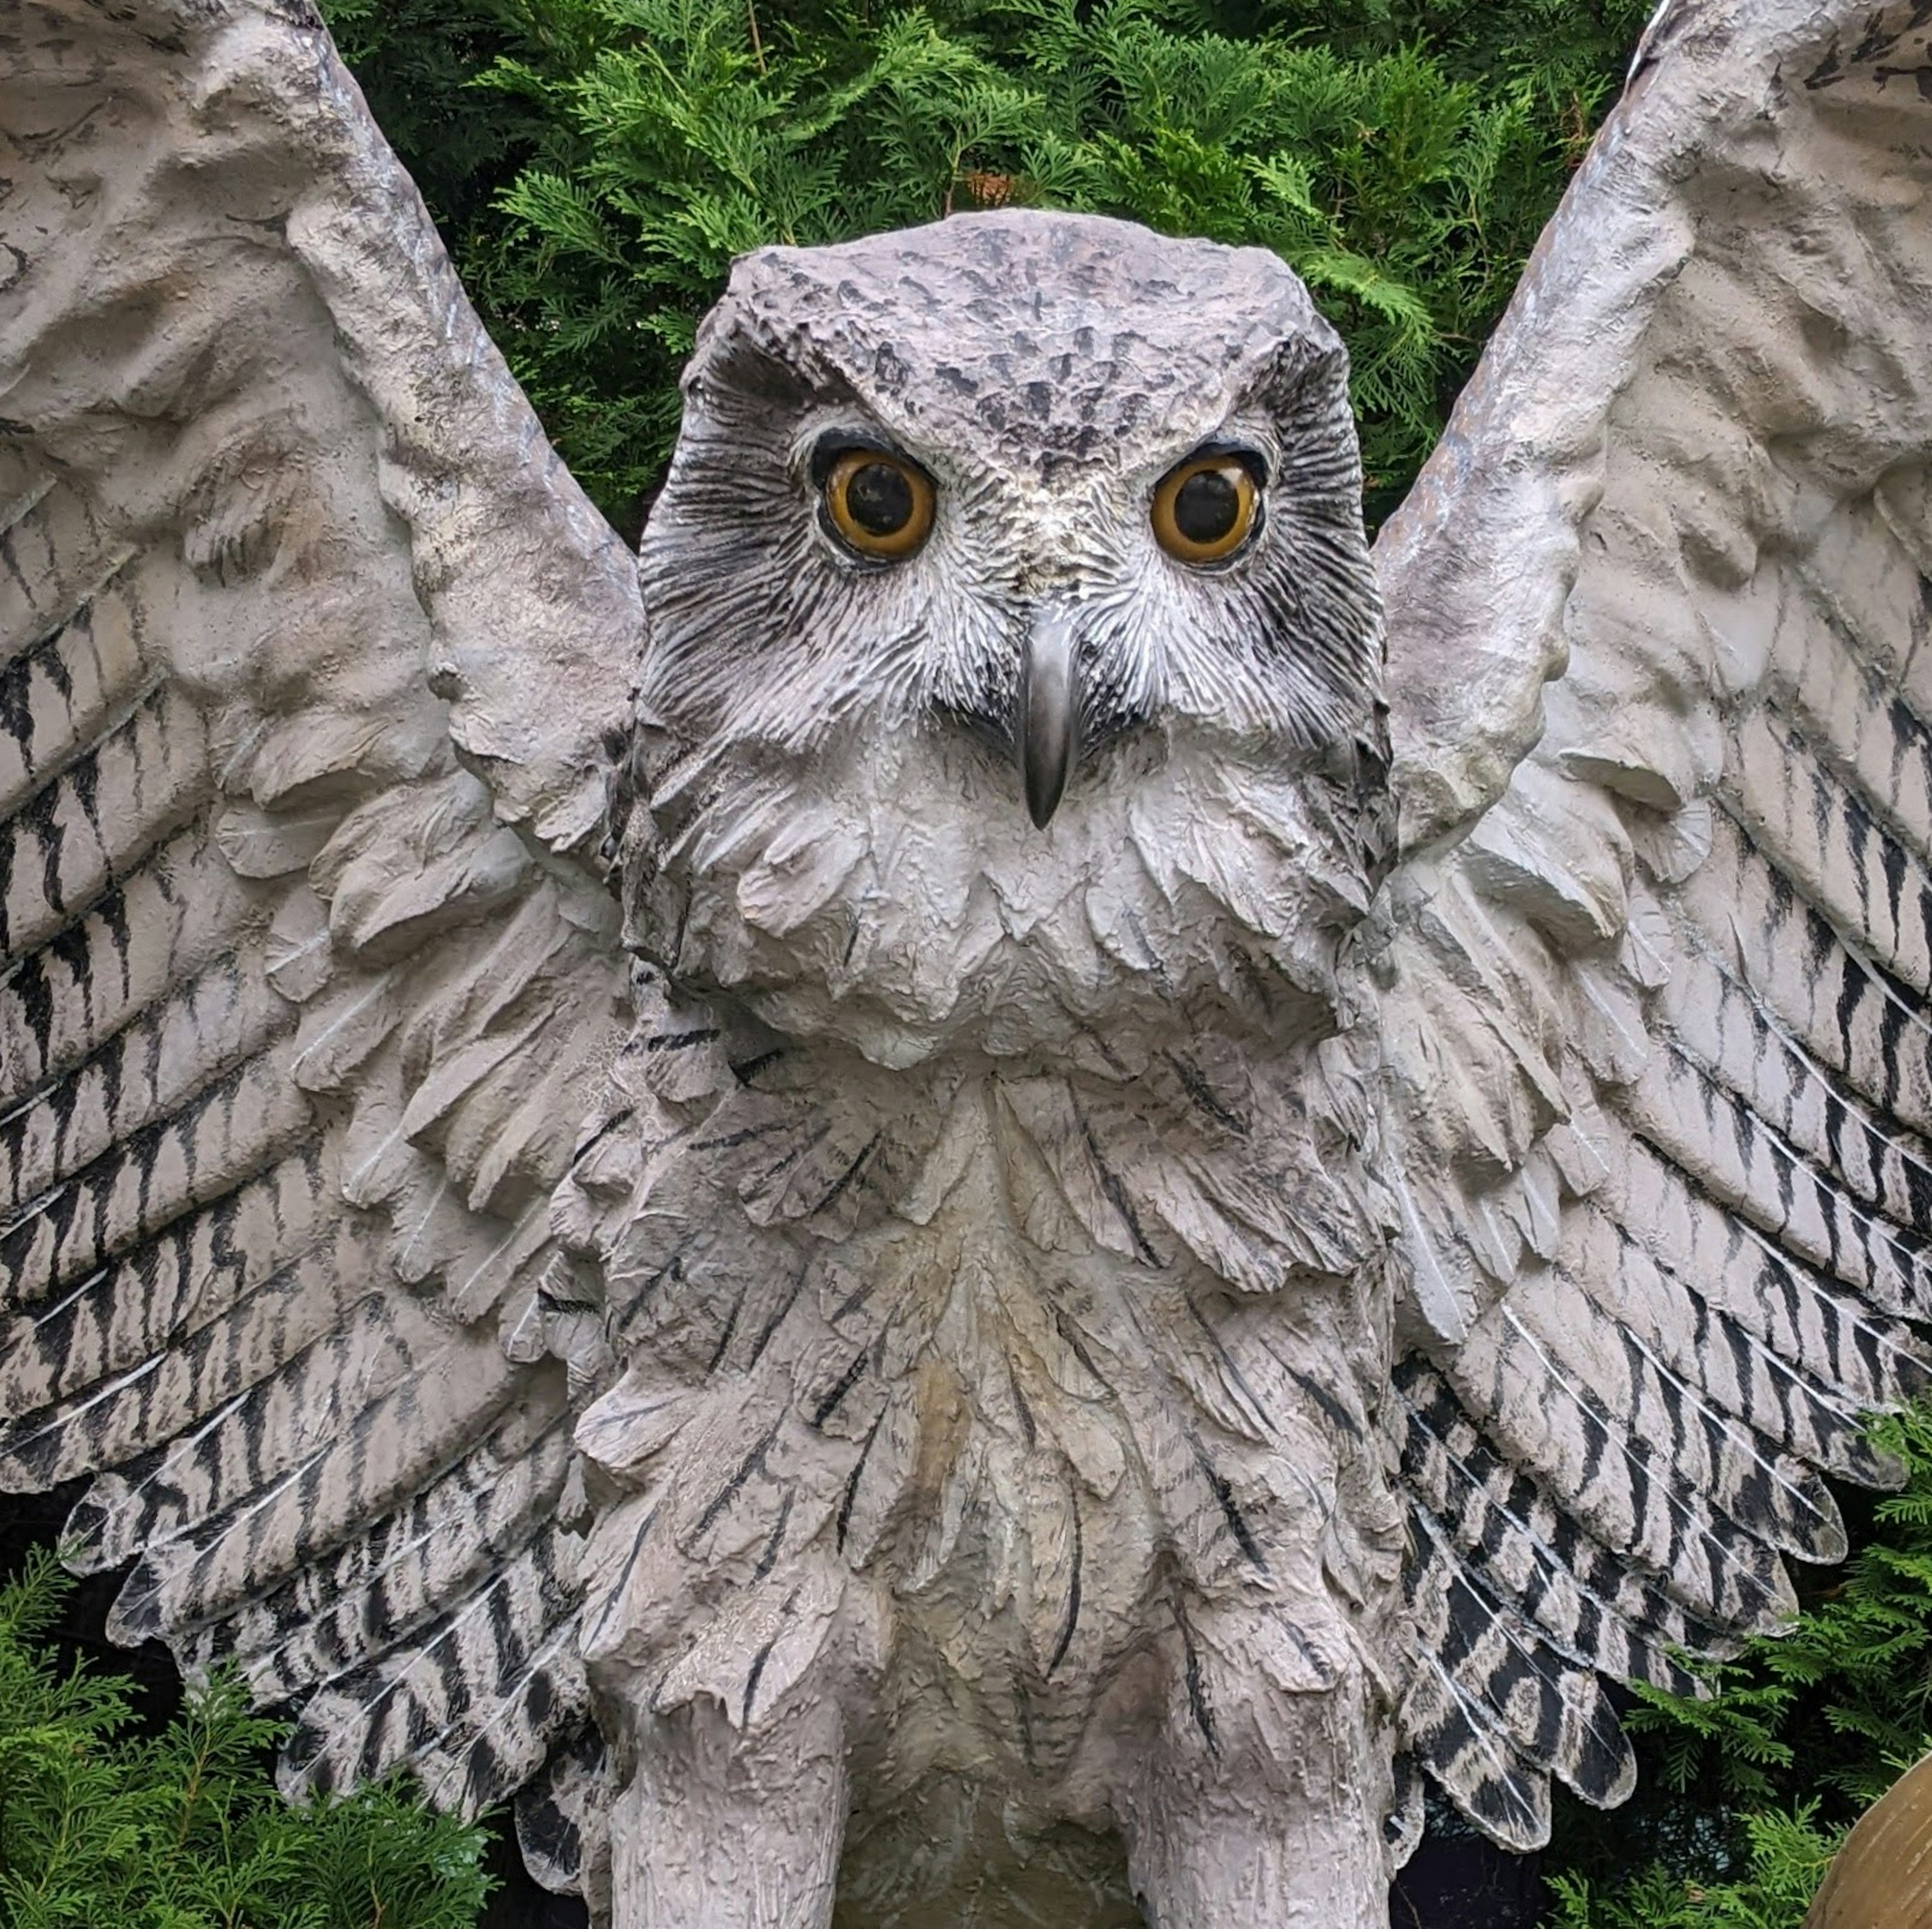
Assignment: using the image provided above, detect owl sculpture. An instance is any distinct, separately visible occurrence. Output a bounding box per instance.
[6,0,1932,1922]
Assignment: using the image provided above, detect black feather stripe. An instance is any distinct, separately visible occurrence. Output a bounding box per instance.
[0,952,294,1218]
[0,1149,334,1428]
[0,1055,311,1311]
[195,1410,572,1700]
[1633,1040,1932,1321]
[1441,1302,1798,1631]
[0,686,211,961]
[285,1540,584,1813]
[1396,1363,1718,1697]
[0,564,149,825]
[1684,810,1932,1139]
[104,1319,526,1634]
[1400,1650,1550,1851]
[0,834,255,1105]
[1589,1197,1919,1486]
[1658,933,1932,1245]
[0,477,122,669]
[1406,1505,1634,1804]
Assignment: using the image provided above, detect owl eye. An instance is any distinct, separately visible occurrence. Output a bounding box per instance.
[1151,452,1261,565]
[820,447,935,560]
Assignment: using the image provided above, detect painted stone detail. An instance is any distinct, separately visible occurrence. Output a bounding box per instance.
[5,2,1932,1923]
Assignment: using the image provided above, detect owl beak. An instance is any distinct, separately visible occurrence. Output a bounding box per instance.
[1018,607,1081,830]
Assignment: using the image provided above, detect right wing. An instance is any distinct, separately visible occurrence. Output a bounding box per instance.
[1371,0,1932,1850]
[0,0,638,1890]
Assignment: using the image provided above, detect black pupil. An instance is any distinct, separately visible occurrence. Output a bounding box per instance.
[1173,467,1241,545]
[845,460,913,537]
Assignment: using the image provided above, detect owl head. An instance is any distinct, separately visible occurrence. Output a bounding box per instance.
[626,211,1388,1069]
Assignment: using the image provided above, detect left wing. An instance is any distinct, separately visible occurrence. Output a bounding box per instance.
[1373,0,1932,1847]
[0,0,639,1891]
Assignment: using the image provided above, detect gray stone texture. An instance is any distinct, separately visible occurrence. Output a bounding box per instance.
[4,0,1932,1923]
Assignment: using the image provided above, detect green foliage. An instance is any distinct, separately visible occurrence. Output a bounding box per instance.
[322,0,547,240]
[0,1549,492,1929]
[1544,1807,1840,1929]
[1544,1403,1932,1925]
[319,0,1648,534]
[1225,0,1647,97]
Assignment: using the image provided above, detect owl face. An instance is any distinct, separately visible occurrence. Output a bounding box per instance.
[628,211,1388,1067]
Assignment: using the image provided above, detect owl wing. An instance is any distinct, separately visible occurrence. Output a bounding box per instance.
[0,0,637,1886]
[1375,0,1932,1849]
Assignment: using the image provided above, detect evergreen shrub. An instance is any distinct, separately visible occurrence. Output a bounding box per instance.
[321,0,1649,532]
[0,1549,492,1929]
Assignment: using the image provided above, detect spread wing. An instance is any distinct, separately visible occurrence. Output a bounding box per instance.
[1374,0,1932,1848]
[0,0,637,1886]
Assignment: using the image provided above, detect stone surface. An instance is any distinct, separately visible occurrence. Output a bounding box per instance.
[1802,1746,1932,1926]
[3,1,1932,1925]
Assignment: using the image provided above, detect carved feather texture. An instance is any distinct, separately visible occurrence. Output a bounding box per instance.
[1378,0,1932,1846]
[11,0,1932,1918]
[0,0,635,1887]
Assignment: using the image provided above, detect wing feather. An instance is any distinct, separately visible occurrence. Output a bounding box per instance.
[0,0,638,1890]
[1378,0,1932,1840]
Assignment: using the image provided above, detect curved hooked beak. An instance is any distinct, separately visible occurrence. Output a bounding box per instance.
[1017,606,1081,830]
